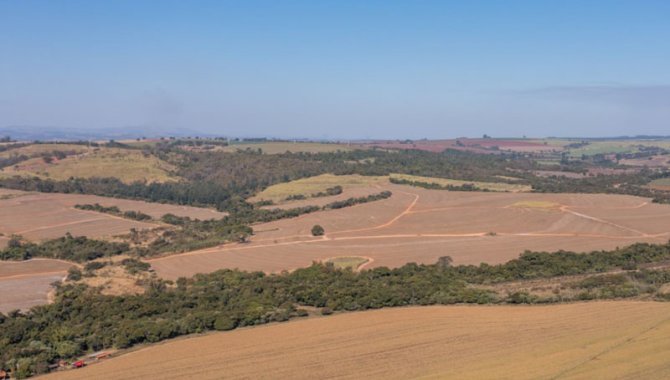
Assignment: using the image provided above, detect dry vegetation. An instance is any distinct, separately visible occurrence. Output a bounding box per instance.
[44,302,670,380]
[0,144,90,159]
[1,146,178,184]
[648,178,670,191]
[250,174,387,204]
[324,256,370,270]
[220,141,353,154]
[389,173,532,192]
[150,183,670,279]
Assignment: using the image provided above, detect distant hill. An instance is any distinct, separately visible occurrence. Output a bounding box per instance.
[0,126,215,141]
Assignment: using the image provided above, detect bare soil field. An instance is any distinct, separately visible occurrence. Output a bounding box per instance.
[622,154,670,168]
[44,301,670,380]
[150,183,670,279]
[0,259,73,312]
[648,178,670,192]
[0,189,225,243]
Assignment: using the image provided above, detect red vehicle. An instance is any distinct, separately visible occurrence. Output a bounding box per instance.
[72,361,86,369]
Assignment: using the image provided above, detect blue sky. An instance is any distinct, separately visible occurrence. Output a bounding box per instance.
[1,1,669,139]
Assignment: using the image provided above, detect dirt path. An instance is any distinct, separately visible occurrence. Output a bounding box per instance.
[148,189,669,266]
[560,205,650,237]
[15,217,110,234]
[328,190,420,236]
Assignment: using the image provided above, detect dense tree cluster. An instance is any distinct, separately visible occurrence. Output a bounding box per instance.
[0,234,129,263]
[389,177,488,191]
[75,204,152,221]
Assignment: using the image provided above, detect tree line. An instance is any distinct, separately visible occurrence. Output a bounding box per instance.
[3,240,670,377]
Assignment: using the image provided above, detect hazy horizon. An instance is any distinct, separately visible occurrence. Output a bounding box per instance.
[2,1,669,139]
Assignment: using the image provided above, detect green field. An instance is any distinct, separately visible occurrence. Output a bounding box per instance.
[390,173,532,192]
[564,140,670,157]
[326,256,369,270]
[251,174,387,202]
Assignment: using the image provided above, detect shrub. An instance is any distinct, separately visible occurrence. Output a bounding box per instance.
[67,267,82,281]
[311,225,325,236]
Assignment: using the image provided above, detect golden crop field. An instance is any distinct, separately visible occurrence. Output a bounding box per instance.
[44,301,670,380]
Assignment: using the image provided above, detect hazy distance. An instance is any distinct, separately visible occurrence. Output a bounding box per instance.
[2,1,669,139]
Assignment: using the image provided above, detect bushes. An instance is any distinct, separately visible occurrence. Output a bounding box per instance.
[311,225,325,236]
[5,241,670,376]
[121,258,151,274]
[75,204,152,221]
[0,234,130,263]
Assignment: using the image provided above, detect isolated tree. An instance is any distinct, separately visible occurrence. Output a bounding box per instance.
[436,256,453,270]
[311,224,325,236]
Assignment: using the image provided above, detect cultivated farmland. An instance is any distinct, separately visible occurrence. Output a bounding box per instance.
[149,182,670,279]
[44,301,670,380]
[0,259,73,312]
[0,189,225,245]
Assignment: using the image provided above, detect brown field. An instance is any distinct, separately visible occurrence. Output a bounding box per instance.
[220,141,353,154]
[0,143,91,159]
[360,138,561,154]
[0,189,225,244]
[149,183,670,279]
[44,301,670,380]
[648,178,670,192]
[0,259,73,312]
[622,154,670,168]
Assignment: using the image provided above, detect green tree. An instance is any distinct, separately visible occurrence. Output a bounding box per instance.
[311,225,325,236]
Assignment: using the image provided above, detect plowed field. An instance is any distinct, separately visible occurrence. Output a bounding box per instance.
[44,301,670,380]
[150,183,670,279]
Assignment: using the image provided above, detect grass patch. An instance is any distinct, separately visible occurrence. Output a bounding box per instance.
[510,200,561,209]
[0,143,90,159]
[648,178,670,191]
[1,147,179,184]
[326,256,369,270]
[252,174,387,203]
[390,173,531,192]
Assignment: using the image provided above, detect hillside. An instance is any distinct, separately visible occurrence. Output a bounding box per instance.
[44,302,670,380]
[1,145,178,184]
